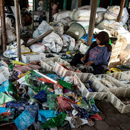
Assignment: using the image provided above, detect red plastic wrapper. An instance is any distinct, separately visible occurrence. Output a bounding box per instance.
[0,111,11,117]
[38,77,55,84]
[57,96,76,111]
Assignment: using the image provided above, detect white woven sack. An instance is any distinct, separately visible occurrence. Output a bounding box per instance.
[95,11,105,24]
[33,20,54,39]
[104,6,129,24]
[53,11,71,22]
[42,32,63,53]
[6,30,16,43]
[60,17,72,26]
[96,19,116,30]
[70,9,97,21]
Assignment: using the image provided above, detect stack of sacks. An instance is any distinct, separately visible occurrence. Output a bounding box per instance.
[96,6,129,30]
[0,17,16,44]
[53,11,72,26]
[110,35,127,62]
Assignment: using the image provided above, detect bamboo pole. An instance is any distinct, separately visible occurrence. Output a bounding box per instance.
[14,0,21,60]
[117,0,126,22]
[0,0,7,52]
[87,0,98,46]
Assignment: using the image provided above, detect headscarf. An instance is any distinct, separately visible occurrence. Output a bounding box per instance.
[85,31,112,60]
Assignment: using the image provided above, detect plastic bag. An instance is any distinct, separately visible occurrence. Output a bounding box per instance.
[42,32,63,53]
[34,90,47,102]
[57,96,76,111]
[53,11,71,22]
[0,80,9,93]
[0,93,15,105]
[39,110,58,119]
[47,94,59,110]
[46,74,60,80]
[25,103,39,121]
[14,109,35,130]
[40,113,66,129]
[57,79,75,91]
[34,83,54,94]
[33,20,53,39]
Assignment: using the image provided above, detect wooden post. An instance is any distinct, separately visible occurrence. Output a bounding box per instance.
[117,0,126,22]
[78,0,82,7]
[14,0,21,60]
[0,0,7,52]
[32,0,34,33]
[87,0,98,46]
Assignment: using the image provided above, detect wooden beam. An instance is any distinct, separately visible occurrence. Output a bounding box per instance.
[78,0,82,7]
[26,30,53,47]
[117,0,126,22]
[14,0,21,60]
[0,0,7,52]
[87,0,98,46]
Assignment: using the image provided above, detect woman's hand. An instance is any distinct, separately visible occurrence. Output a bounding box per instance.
[85,61,94,68]
[81,56,86,62]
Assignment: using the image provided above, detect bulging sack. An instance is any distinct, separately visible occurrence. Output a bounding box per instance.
[104,6,129,24]
[69,9,97,21]
[53,11,71,22]
[33,20,54,39]
[42,32,63,53]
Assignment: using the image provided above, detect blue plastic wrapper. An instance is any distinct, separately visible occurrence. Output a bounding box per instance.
[0,80,9,93]
[46,74,60,80]
[34,90,47,102]
[25,103,39,121]
[0,107,6,114]
[38,113,46,122]
[89,104,100,114]
[73,104,89,120]
[81,34,96,43]
[14,109,35,130]
[6,108,15,119]
[6,100,27,108]
[81,108,89,120]
[39,110,58,118]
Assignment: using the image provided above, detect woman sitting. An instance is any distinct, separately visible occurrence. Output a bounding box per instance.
[70,31,112,74]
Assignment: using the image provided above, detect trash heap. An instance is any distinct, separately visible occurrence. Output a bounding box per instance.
[0,60,102,130]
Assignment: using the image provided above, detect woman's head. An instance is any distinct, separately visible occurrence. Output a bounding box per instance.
[94,31,109,45]
[94,31,112,52]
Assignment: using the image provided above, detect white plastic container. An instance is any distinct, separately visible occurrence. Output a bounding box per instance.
[22,53,46,63]
[107,88,130,113]
[75,73,108,100]
[54,62,75,77]
[0,66,10,84]
[41,57,69,71]
[95,74,129,96]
